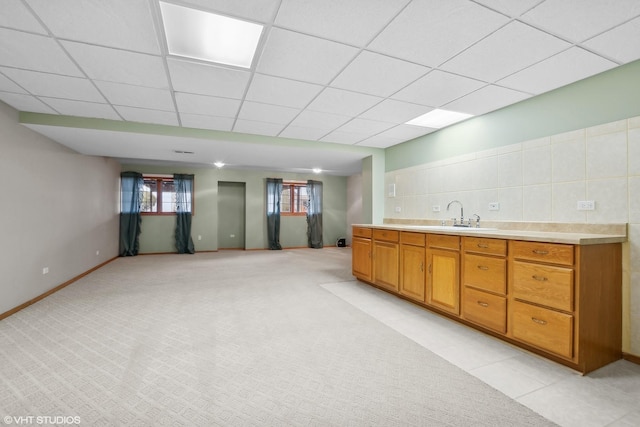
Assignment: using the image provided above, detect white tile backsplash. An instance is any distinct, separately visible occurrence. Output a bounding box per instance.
[552,136,586,183]
[497,150,523,188]
[523,145,552,185]
[522,184,552,221]
[628,128,640,176]
[587,178,629,223]
[552,181,587,223]
[587,131,627,179]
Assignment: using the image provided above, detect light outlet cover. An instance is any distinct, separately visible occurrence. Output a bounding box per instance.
[488,202,500,211]
[395,206,401,213]
[432,205,441,212]
[577,200,595,210]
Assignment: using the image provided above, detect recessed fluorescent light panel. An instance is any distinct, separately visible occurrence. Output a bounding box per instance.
[406,109,473,129]
[159,1,263,68]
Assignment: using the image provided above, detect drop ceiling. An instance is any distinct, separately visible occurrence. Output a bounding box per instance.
[1,0,639,175]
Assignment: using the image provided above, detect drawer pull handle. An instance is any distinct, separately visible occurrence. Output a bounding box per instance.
[477,301,489,307]
[531,317,547,325]
[477,243,489,248]
[532,249,549,255]
[420,262,424,272]
[477,265,489,271]
[532,275,547,281]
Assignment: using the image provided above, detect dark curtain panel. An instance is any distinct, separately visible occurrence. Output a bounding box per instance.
[119,171,143,256]
[174,174,195,254]
[307,180,323,249]
[266,178,282,250]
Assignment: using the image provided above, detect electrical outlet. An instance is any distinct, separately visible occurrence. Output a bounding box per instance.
[488,202,500,211]
[395,206,401,213]
[577,200,595,211]
[42,267,49,275]
[432,205,441,212]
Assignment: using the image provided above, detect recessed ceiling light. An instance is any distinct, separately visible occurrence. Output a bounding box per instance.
[214,161,225,168]
[174,150,194,154]
[312,168,322,174]
[159,1,263,69]
[406,109,473,129]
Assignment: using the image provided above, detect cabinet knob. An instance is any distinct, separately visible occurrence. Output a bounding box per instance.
[531,317,547,325]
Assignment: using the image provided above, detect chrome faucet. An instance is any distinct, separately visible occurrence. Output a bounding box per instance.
[471,213,481,228]
[446,200,464,226]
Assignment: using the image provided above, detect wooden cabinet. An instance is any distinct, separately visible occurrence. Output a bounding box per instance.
[427,234,460,315]
[373,229,399,292]
[508,240,622,373]
[352,227,372,282]
[461,237,507,334]
[399,232,426,302]
[352,226,622,373]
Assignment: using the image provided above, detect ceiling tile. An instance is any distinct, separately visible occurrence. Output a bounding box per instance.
[167,58,251,99]
[521,0,640,43]
[0,0,47,33]
[233,119,285,136]
[331,51,429,97]
[443,84,531,115]
[62,41,168,89]
[369,0,509,66]
[237,101,300,125]
[583,16,640,64]
[246,74,323,109]
[375,124,436,140]
[180,0,281,23]
[1,68,105,102]
[358,99,433,124]
[498,47,617,94]
[392,70,486,107]
[0,92,56,113]
[307,88,382,116]
[26,0,160,54]
[95,81,175,111]
[175,92,241,117]
[0,73,27,94]
[336,118,395,136]
[40,98,120,120]
[440,21,571,82]
[288,110,351,130]
[256,28,359,84]
[472,0,542,17]
[115,106,179,126]
[279,126,329,141]
[0,29,83,76]
[275,0,409,46]
[356,135,406,148]
[320,130,366,145]
[180,113,234,131]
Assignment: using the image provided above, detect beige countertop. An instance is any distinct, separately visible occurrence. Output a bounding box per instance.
[353,222,627,245]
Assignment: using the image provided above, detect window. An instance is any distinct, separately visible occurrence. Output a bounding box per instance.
[281,182,308,216]
[141,176,193,215]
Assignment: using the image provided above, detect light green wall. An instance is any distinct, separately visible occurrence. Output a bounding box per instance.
[122,164,348,252]
[386,58,640,171]
[218,182,246,249]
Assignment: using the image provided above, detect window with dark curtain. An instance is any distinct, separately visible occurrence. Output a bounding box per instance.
[266,178,283,250]
[306,180,323,249]
[174,174,195,254]
[119,171,143,256]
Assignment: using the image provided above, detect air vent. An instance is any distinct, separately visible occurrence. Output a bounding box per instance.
[173,150,194,154]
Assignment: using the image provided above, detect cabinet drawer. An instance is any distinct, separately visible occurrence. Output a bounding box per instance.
[463,254,506,294]
[462,287,506,333]
[463,237,507,256]
[512,300,573,359]
[373,229,399,242]
[511,241,574,266]
[353,226,372,238]
[512,261,574,312]
[401,231,425,246]
[428,234,459,250]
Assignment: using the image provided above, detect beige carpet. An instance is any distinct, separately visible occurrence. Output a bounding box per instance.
[0,248,555,426]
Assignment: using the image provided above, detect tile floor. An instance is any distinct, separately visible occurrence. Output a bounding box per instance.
[322,281,640,427]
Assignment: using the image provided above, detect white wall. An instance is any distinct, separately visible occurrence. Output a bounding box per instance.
[0,102,120,315]
[384,116,640,356]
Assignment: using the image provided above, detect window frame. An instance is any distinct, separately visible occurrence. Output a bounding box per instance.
[140,175,195,216]
[280,181,308,217]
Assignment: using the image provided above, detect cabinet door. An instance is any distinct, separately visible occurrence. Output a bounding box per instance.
[373,241,399,291]
[352,237,372,281]
[427,248,460,314]
[400,244,426,302]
